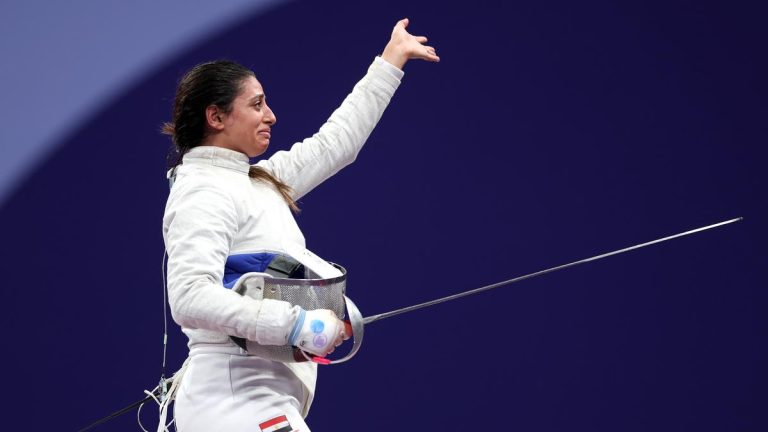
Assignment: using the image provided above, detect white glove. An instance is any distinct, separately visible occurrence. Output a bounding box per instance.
[288,309,346,357]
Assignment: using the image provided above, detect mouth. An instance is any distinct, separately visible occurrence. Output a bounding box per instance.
[258,129,271,138]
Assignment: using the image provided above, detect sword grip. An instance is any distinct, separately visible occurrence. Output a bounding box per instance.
[299,296,365,365]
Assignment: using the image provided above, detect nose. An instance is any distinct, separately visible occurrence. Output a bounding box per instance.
[264,102,277,125]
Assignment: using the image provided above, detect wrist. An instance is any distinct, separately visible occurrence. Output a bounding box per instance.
[380,46,406,70]
[288,308,307,345]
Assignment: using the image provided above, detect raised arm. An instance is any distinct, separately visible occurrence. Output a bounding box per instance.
[258,18,439,199]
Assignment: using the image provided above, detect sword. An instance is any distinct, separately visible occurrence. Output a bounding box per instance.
[361,217,743,325]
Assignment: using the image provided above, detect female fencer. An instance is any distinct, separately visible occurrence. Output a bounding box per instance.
[162,18,439,431]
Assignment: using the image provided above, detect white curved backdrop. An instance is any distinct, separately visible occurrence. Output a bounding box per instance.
[0,0,289,206]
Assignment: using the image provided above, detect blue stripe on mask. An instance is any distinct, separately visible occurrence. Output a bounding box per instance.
[223,252,277,288]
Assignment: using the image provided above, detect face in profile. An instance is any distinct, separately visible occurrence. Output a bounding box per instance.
[215,76,277,158]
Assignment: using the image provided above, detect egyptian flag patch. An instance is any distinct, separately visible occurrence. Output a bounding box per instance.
[259,415,293,432]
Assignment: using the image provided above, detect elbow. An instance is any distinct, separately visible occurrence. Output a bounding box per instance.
[168,303,194,329]
[167,291,196,329]
[166,278,206,330]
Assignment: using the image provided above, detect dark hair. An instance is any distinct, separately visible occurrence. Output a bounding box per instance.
[163,60,299,212]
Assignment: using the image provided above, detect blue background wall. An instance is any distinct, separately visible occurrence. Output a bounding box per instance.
[0,0,765,430]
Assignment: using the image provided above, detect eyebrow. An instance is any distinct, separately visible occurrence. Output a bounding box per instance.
[250,93,264,103]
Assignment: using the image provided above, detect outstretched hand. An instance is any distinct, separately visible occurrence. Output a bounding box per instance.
[381,18,440,69]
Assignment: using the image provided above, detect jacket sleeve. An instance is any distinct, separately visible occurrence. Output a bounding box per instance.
[163,182,300,345]
[257,56,405,199]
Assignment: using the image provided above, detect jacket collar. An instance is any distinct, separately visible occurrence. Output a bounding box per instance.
[183,146,250,175]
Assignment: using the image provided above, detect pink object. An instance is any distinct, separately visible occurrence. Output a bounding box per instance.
[312,356,331,365]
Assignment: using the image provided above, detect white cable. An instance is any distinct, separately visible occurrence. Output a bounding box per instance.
[156,358,190,432]
[134,357,189,432]
[143,389,162,406]
[137,401,149,432]
[136,385,176,432]
[137,247,178,432]
[161,251,169,379]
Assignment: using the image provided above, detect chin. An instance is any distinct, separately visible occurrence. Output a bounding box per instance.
[248,144,269,158]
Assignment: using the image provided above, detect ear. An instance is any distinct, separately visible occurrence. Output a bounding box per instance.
[205,105,226,131]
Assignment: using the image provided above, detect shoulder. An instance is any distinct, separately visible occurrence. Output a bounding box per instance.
[172,170,228,198]
[164,165,242,222]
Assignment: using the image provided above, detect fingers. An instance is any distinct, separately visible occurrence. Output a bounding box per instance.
[328,331,344,355]
[343,320,353,339]
[327,318,349,354]
[385,18,442,65]
[421,45,440,62]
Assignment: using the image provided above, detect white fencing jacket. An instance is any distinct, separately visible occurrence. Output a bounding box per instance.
[163,56,403,411]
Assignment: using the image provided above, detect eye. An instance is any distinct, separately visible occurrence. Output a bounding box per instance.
[252,101,263,109]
